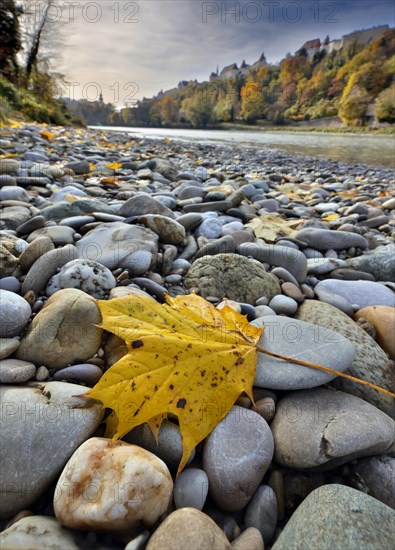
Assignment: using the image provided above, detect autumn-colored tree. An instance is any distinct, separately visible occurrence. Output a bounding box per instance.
[339,75,372,126]
[375,84,395,123]
[280,55,310,86]
[240,82,266,122]
[158,95,178,126]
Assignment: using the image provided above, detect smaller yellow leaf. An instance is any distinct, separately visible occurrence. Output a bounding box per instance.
[163,137,171,143]
[246,214,298,242]
[101,176,118,185]
[40,130,55,141]
[89,163,96,172]
[106,162,122,170]
[64,194,81,203]
[322,213,340,221]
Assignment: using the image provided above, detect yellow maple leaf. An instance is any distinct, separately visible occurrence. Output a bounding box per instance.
[86,295,394,475]
[86,293,262,474]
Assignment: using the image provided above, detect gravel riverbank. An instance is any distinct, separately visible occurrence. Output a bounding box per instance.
[0,124,394,549]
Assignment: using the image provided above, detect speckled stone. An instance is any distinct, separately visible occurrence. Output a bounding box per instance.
[345,243,395,281]
[0,244,18,277]
[272,485,395,550]
[46,259,116,299]
[185,254,280,305]
[54,438,173,535]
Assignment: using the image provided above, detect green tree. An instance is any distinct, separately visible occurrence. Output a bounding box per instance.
[0,0,22,79]
[159,95,178,126]
[181,94,214,127]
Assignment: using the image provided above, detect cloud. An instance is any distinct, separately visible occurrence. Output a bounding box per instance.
[57,0,394,104]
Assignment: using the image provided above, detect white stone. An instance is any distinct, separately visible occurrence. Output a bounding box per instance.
[54,437,173,534]
[0,515,79,550]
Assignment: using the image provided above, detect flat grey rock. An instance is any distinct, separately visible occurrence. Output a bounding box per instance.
[315,279,395,308]
[252,316,355,390]
[271,388,395,471]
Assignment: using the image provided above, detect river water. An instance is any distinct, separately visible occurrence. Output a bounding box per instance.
[95,126,395,169]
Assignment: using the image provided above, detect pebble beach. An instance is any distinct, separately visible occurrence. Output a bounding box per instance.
[0,123,394,550]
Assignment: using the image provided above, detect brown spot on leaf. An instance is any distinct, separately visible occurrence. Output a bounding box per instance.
[169,384,174,390]
[132,340,144,349]
[177,398,187,409]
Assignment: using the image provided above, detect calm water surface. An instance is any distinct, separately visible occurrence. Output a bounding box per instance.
[95,126,395,168]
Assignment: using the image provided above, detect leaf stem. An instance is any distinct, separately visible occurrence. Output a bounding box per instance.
[256,346,395,399]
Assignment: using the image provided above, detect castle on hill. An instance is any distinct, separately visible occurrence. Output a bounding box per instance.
[298,24,390,57]
[209,24,390,83]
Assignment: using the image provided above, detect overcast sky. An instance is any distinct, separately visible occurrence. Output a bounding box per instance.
[56,0,394,105]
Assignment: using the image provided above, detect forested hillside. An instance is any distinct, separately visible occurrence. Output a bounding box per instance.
[103,28,394,128]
